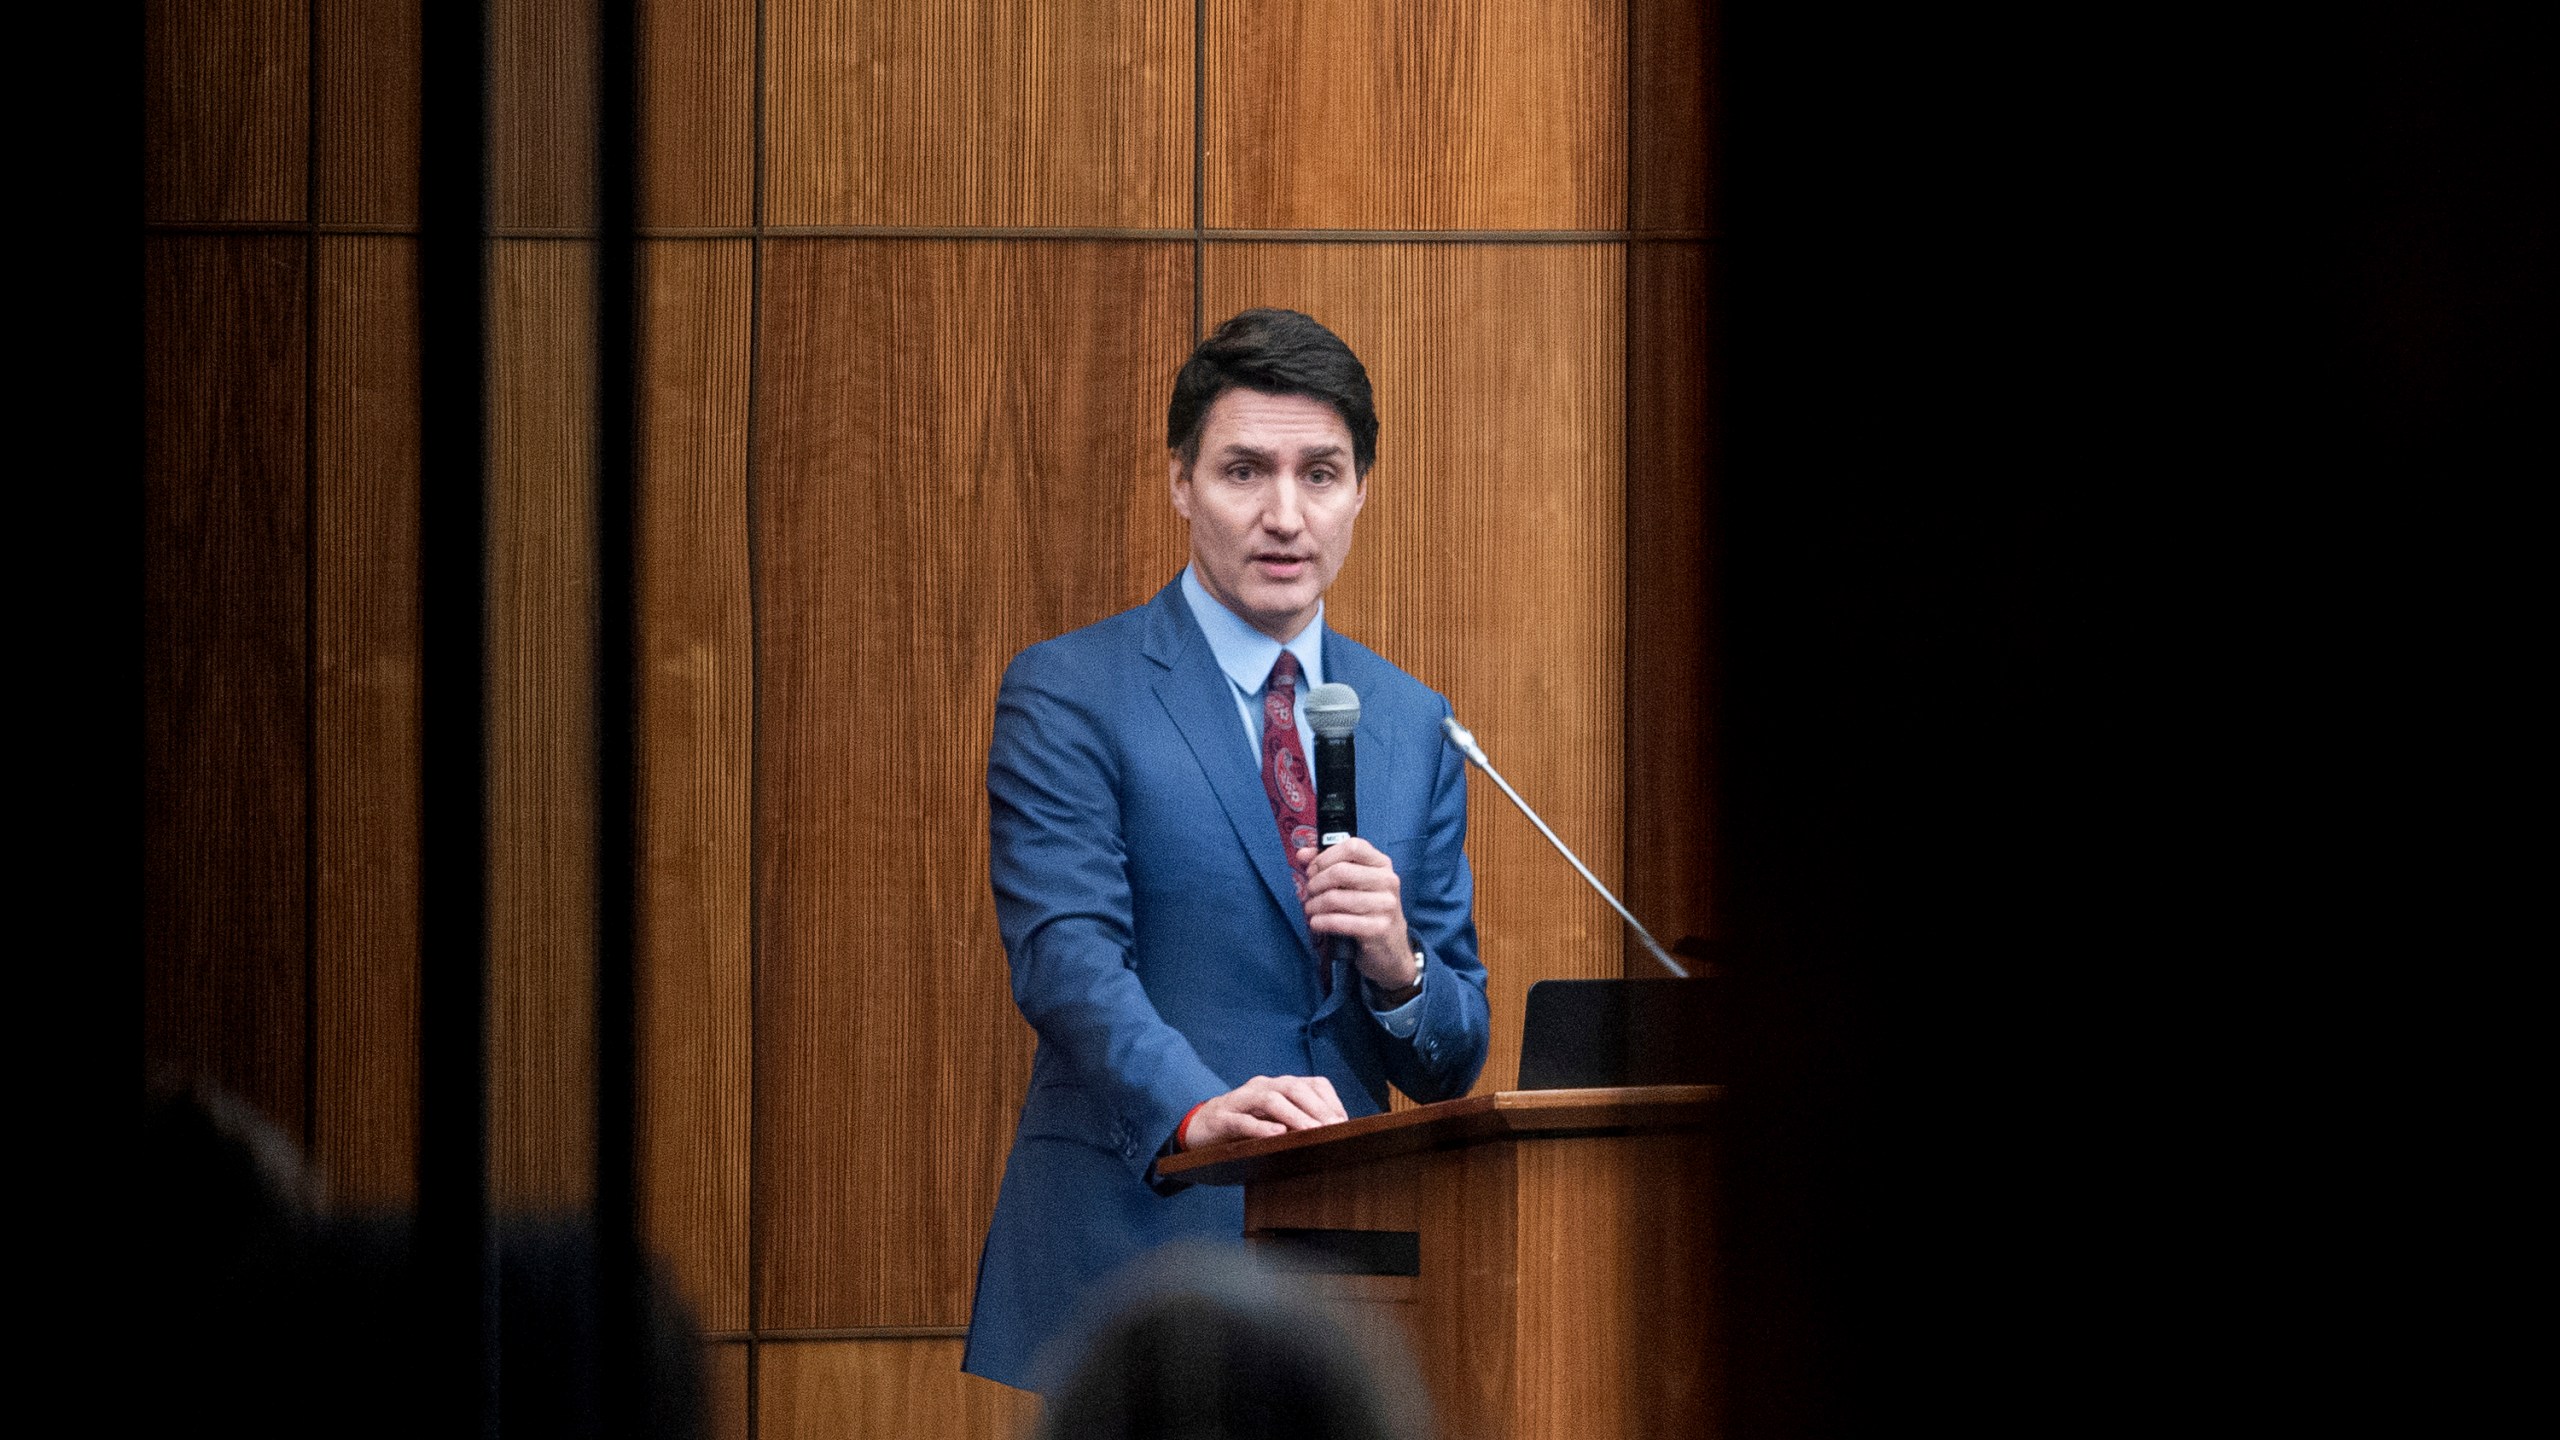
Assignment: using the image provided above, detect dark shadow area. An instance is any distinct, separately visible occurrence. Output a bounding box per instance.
[1034,1243,1432,1440]
[1710,3,2543,1434]
[141,1084,704,1440]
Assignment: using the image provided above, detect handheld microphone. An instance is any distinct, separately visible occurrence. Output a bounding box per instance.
[1306,684,1362,974]
[1440,715,1694,978]
[1307,683,1360,845]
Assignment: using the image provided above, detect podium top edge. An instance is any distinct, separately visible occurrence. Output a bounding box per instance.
[1156,1084,1722,1185]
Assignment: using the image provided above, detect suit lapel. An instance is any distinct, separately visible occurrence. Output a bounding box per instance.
[1144,585,1315,952]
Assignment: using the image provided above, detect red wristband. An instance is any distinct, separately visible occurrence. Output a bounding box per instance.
[1175,1100,1211,1151]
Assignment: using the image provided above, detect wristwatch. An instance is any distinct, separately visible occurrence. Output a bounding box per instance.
[1366,947,1426,1007]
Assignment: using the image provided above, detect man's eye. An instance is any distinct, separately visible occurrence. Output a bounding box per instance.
[1226,466,1255,483]
[1306,468,1336,486]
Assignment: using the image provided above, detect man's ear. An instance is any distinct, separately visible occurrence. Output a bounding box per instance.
[1168,452,1192,519]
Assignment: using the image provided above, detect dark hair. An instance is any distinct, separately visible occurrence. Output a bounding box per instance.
[1035,1244,1430,1440]
[1167,309,1380,476]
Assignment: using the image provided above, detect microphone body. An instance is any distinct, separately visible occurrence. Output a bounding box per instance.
[1314,732,1357,847]
[1305,684,1364,978]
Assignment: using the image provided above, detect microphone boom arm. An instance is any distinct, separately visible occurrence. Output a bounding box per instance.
[1441,716,1690,979]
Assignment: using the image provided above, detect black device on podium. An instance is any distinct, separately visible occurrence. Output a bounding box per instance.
[1516,975,1725,1089]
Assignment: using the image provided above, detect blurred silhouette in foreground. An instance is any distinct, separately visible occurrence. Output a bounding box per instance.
[1035,1243,1431,1440]
[140,1082,703,1440]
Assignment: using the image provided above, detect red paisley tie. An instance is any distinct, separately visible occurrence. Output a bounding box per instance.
[1259,653,1325,990]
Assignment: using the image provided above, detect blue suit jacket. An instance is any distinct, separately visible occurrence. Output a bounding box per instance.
[960,579,1491,1388]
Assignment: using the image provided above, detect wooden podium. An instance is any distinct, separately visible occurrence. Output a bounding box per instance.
[1155,1086,1721,1440]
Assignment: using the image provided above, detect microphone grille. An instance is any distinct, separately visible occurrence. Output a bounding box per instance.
[1305,682,1361,737]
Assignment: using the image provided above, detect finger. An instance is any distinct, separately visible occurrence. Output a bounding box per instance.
[1293,1074,1348,1124]
[1198,1111,1286,1147]
[1305,909,1397,940]
[1242,1085,1325,1131]
[1306,884,1400,916]
[1265,1075,1327,1122]
[1304,893,1403,938]
[1310,837,1388,870]
[1270,1076,1345,1126]
[1305,854,1400,897]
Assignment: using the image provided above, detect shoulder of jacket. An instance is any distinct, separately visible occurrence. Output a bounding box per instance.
[1004,600,1157,681]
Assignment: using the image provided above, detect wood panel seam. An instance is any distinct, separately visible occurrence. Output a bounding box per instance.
[146,223,1720,243]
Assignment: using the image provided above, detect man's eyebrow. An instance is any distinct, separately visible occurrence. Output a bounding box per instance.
[1210,440,1346,464]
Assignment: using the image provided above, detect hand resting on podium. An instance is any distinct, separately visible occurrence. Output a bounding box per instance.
[1179,1073,1349,1149]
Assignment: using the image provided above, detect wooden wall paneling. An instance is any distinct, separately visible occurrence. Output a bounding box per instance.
[1514,1133,1716,1438]
[764,0,1193,228]
[144,0,309,222]
[315,0,422,225]
[637,239,755,1327]
[311,235,423,1206]
[640,0,756,228]
[1624,242,1717,970]
[487,239,599,1209]
[1415,1141,1519,1438]
[704,1340,750,1440]
[752,239,1190,1328]
[1205,0,1626,231]
[758,1339,1042,1440]
[1630,0,1718,234]
[1202,243,1627,1093]
[492,0,598,230]
[143,234,311,1132]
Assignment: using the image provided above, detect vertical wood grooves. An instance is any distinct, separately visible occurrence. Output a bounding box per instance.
[313,236,426,1205]
[765,0,1192,228]
[1193,0,1206,343]
[145,234,311,1129]
[638,240,756,1329]
[1205,0,1626,231]
[641,0,756,227]
[759,1339,1042,1439]
[305,13,324,1152]
[747,3,769,1430]
[1629,0,1717,235]
[752,239,1189,1330]
[145,0,310,222]
[493,0,601,229]
[316,0,423,225]
[708,1339,753,1440]
[1626,241,1718,967]
[487,240,602,1210]
[1619,0,1636,981]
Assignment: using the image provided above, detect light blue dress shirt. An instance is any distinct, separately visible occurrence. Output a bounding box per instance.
[1180,566,1425,1033]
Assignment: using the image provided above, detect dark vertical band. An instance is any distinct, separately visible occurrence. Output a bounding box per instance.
[594,0,645,1435]
[417,0,493,1434]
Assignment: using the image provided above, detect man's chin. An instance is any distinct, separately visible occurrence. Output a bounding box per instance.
[1238,589,1319,638]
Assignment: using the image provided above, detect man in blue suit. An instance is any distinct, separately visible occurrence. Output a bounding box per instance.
[962,310,1492,1390]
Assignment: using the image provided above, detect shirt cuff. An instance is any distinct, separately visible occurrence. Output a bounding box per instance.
[1367,969,1427,1037]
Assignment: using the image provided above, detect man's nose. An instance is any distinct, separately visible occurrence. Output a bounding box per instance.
[1262,476,1306,533]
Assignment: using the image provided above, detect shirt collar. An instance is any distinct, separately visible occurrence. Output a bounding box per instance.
[1181,565,1326,695]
